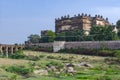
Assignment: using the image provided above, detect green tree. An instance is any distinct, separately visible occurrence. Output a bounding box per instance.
[116,20,120,28]
[55,29,85,41]
[90,26,119,41]
[40,30,55,43]
[28,34,40,43]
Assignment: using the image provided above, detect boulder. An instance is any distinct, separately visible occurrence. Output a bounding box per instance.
[78,62,93,68]
[66,66,76,74]
[34,69,48,75]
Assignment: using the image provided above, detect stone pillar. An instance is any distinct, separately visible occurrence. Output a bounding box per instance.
[0,45,3,56]
[5,47,8,57]
[15,47,18,52]
[10,46,13,54]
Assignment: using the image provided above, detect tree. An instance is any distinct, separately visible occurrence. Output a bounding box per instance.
[40,30,55,43]
[28,34,40,43]
[116,20,120,28]
[90,26,119,41]
[55,29,85,41]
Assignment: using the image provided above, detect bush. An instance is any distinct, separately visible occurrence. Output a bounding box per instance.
[46,61,63,68]
[59,48,115,57]
[114,50,120,60]
[25,55,40,61]
[9,50,25,59]
[5,66,32,76]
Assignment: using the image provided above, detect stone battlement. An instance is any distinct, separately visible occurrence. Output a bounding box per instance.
[55,13,108,22]
[55,13,109,33]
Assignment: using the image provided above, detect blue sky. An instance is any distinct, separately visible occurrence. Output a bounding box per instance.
[0,0,120,44]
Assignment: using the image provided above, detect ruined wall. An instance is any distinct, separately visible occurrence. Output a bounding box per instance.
[64,41,120,50]
[28,41,120,52]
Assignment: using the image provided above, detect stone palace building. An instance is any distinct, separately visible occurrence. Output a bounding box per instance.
[55,13,110,35]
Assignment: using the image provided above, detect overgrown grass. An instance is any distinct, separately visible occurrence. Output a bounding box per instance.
[0,50,120,80]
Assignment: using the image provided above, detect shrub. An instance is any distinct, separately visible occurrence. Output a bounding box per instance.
[47,55,57,59]
[114,50,120,60]
[25,55,40,61]
[5,66,32,76]
[46,61,63,68]
[9,50,25,59]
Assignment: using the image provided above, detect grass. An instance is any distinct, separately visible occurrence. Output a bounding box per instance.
[0,50,120,80]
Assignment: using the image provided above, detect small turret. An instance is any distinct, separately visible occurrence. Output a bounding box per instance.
[78,14,80,16]
[95,14,97,18]
[98,15,100,18]
[85,13,87,16]
[106,18,108,21]
[88,14,91,17]
[81,13,84,16]
[61,16,63,19]
[67,14,70,18]
[74,14,77,17]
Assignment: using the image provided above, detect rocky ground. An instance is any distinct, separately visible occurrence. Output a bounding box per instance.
[0,50,120,80]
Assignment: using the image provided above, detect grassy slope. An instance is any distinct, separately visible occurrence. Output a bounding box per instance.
[0,50,120,80]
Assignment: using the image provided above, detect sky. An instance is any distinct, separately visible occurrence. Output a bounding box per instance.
[0,0,120,44]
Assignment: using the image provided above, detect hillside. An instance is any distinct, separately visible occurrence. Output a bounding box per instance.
[0,50,120,80]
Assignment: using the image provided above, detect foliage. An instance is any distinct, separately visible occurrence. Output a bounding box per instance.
[5,66,32,76]
[90,26,119,41]
[59,48,115,57]
[114,50,120,60]
[9,50,25,59]
[46,61,64,68]
[40,30,56,43]
[116,20,120,28]
[26,45,53,52]
[25,55,40,61]
[28,34,40,43]
[55,26,119,41]
[55,29,85,41]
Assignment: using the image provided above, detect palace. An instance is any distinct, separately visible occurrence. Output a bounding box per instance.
[55,13,109,35]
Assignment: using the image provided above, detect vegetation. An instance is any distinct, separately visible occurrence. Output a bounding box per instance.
[27,26,119,43]
[40,30,56,43]
[0,50,120,80]
[116,19,120,28]
[28,34,40,43]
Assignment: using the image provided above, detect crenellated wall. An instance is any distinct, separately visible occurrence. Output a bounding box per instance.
[55,13,109,33]
[0,44,24,57]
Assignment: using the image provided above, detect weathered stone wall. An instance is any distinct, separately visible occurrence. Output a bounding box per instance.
[64,41,120,50]
[0,44,24,57]
[27,41,120,52]
[30,43,53,48]
[53,41,65,52]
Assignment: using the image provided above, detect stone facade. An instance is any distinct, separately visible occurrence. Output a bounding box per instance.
[55,13,109,33]
[26,41,120,52]
[0,44,24,57]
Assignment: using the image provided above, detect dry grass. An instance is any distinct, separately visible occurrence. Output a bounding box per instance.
[23,50,107,62]
[0,58,29,66]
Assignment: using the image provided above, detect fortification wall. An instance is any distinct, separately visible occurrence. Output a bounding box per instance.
[26,41,120,52]
[64,41,120,49]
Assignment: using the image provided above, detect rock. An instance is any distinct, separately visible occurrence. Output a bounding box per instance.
[78,62,93,68]
[46,66,57,71]
[34,66,40,69]
[51,66,57,71]
[34,69,48,75]
[65,63,74,67]
[66,67,76,73]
